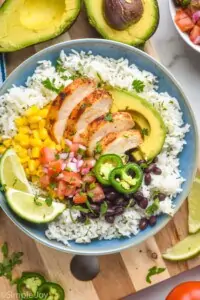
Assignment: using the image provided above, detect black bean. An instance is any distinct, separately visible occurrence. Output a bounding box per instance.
[105,215,115,224]
[153,157,158,163]
[105,208,115,216]
[125,149,136,162]
[153,167,162,175]
[149,216,157,227]
[137,159,147,165]
[144,163,156,174]
[145,173,152,185]
[88,212,100,219]
[106,191,120,201]
[114,206,125,216]
[157,193,166,201]
[77,214,86,223]
[103,186,115,194]
[123,193,134,200]
[138,197,148,209]
[90,204,100,212]
[115,198,127,207]
[133,191,144,201]
[139,218,148,230]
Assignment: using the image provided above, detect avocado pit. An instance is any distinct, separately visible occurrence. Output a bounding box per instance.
[103,0,144,31]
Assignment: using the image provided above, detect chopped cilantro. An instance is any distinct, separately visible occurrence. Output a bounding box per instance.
[55,153,60,160]
[87,192,94,199]
[94,142,102,155]
[146,266,166,284]
[104,113,113,122]
[86,199,95,213]
[146,198,160,216]
[132,79,145,93]
[64,146,70,153]
[42,78,64,94]
[71,206,89,214]
[77,148,86,157]
[50,182,57,189]
[141,128,149,138]
[100,201,108,216]
[55,58,66,73]
[45,195,53,207]
[84,217,91,225]
[89,182,96,190]
[33,195,42,207]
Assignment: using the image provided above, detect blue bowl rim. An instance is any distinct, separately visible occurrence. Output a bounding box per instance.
[0,38,199,255]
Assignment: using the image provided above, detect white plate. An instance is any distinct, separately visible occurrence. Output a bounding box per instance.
[169,0,200,53]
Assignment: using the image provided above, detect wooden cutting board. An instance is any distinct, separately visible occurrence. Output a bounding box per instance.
[1,9,199,300]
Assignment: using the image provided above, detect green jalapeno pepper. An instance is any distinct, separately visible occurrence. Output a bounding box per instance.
[109,163,143,194]
[94,154,123,186]
[17,272,46,300]
[36,282,65,300]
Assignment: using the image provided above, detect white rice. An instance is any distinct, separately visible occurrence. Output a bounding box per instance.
[0,50,190,244]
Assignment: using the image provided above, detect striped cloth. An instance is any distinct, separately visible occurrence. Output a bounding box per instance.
[0,54,6,86]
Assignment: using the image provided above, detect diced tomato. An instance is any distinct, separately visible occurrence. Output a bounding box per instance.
[89,183,105,202]
[48,160,63,176]
[73,193,88,204]
[175,16,194,32]
[197,20,200,27]
[64,185,77,197]
[40,147,55,165]
[175,9,189,22]
[57,181,67,198]
[184,7,193,18]
[40,175,50,188]
[82,174,96,184]
[62,171,82,187]
[70,143,80,153]
[190,25,200,44]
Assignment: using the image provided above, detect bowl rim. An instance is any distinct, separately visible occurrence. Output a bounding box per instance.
[0,38,199,255]
[168,0,200,54]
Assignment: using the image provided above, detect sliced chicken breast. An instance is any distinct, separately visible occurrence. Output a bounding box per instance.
[100,130,143,155]
[87,112,135,156]
[65,89,113,144]
[46,78,96,143]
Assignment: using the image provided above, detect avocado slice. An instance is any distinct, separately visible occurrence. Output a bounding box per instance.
[109,88,166,161]
[0,0,81,52]
[84,0,159,46]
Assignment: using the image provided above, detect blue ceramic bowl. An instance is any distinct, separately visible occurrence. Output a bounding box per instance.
[0,39,198,255]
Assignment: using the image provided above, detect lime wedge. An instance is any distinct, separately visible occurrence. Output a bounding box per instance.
[0,149,32,193]
[188,176,200,234]
[162,231,200,261]
[6,188,66,224]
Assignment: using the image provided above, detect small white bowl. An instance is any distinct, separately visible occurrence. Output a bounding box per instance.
[169,0,200,53]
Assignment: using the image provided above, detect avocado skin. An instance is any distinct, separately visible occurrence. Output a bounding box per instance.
[109,87,166,161]
[84,0,159,47]
[0,0,81,52]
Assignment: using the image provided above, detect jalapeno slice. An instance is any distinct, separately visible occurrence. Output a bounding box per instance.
[17,272,46,300]
[94,154,123,186]
[109,163,143,194]
[37,282,65,300]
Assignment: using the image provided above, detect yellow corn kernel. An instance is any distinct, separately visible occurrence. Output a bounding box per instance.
[25,105,39,117]
[31,176,39,183]
[15,117,27,127]
[61,139,65,149]
[55,144,62,151]
[25,167,31,175]
[3,139,12,148]
[28,160,36,173]
[30,123,38,130]
[39,119,46,129]
[19,135,30,148]
[31,147,40,158]
[36,169,43,177]
[28,115,42,124]
[39,108,49,118]
[19,126,30,134]
[0,146,6,154]
[18,149,28,158]
[32,130,40,140]
[20,157,29,164]
[30,138,42,147]
[34,160,40,168]
[39,128,48,140]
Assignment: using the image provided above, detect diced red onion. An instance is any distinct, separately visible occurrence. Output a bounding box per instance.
[43,167,48,174]
[81,167,90,175]
[77,154,82,160]
[59,153,68,160]
[78,144,87,151]
[194,36,200,44]
[89,159,96,168]
[77,160,84,168]
[57,173,64,180]
[61,163,67,171]
[67,162,78,172]
[69,152,74,159]
[72,158,77,163]
[192,11,200,23]
[65,139,72,146]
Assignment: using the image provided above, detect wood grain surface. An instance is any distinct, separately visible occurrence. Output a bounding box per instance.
[0,7,199,300]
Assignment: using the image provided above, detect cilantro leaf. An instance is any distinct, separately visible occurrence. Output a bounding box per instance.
[71,206,89,214]
[146,266,166,284]
[42,78,64,94]
[100,202,108,216]
[146,198,160,216]
[94,142,102,155]
[45,196,53,207]
[55,58,66,73]
[34,195,42,207]
[86,200,95,214]
[87,192,94,199]
[104,113,113,122]
[141,128,149,138]
[132,79,145,93]
[1,243,8,258]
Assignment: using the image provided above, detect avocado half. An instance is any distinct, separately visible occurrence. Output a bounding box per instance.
[84,0,159,46]
[0,0,81,52]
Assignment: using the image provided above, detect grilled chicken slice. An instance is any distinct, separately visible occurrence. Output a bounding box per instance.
[99,130,142,155]
[46,78,96,143]
[87,112,135,156]
[65,89,113,144]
